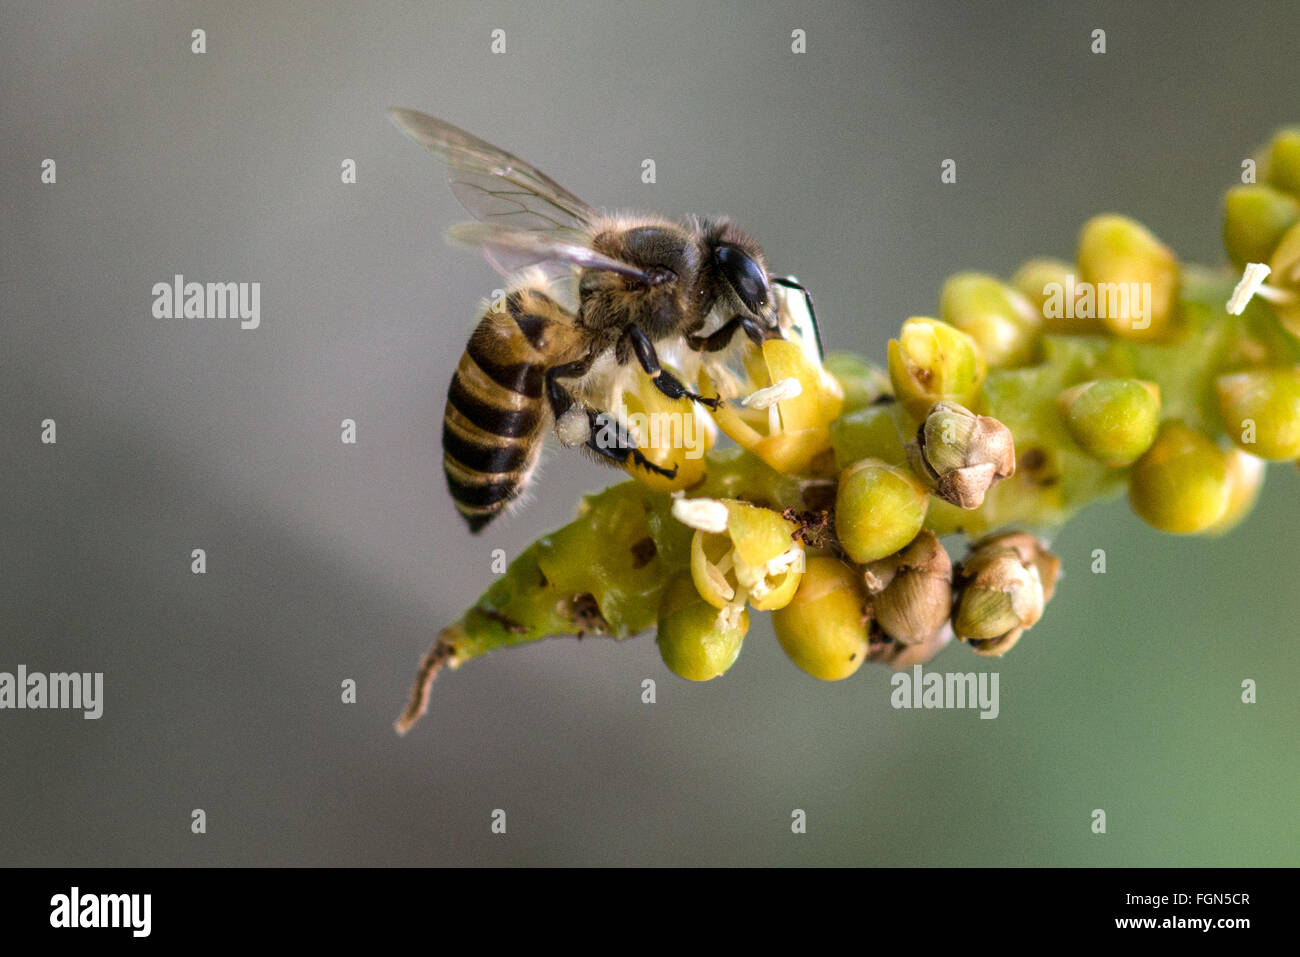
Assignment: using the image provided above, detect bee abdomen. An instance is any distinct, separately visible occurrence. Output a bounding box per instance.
[441,313,550,533]
[465,335,546,398]
[442,427,532,474]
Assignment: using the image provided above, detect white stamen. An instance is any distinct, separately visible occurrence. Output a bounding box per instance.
[733,556,763,592]
[1254,284,1295,304]
[717,602,745,630]
[742,376,802,410]
[729,545,803,601]
[671,496,729,533]
[1226,262,1272,315]
[765,545,805,576]
[704,564,735,602]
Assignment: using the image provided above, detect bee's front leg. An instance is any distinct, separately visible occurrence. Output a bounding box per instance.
[685,314,767,353]
[623,327,723,410]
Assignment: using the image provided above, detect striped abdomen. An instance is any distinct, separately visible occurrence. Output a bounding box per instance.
[442,289,581,532]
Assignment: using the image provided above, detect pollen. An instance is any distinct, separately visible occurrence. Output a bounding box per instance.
[555,407,592,446]
[670,495,730,533]
[742,376,803,410]
[1226,262,1272,315]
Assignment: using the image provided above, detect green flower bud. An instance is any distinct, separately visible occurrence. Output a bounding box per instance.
[1012,258,1104,335]
[835,458,929,564]
[1128,422,1231,534]
[1267,222,1300,338]
[1265,127,1300,199]
[771,557,870,681]
[1077,214,1180,341]
[656,572,747,681]
[952,538,1050,656]
[1216,367,1300,460]
[1205,450,1266,536]
[830,402,910,471]
[1057,378,1161,466]
[907,401,1016,509]
[822,353,892,414]
[939,272,1043,369]
[862,530,953,646]
[1223,185,1300,269]
[887,317,987,420]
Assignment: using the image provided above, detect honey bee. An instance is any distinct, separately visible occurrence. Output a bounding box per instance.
[390,108,820,532]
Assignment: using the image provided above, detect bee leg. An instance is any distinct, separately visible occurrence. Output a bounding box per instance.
[585,408,678,479]
[544,359,676,478]
[624,327,723,410]
[544,358,593,419]
[686,315,767,353]
[770,276,824,359]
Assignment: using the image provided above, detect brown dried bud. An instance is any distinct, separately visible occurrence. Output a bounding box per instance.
[907,401,1016,509]
[967,531,1061,603]
[870,621,954,670]
[952,531,1058,656]
[862,530,953,646]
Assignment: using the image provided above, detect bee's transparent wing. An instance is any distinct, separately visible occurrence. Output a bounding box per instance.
[389,108,595,235]
[445,223,658,281]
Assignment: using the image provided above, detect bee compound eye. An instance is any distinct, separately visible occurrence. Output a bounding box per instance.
[714,245,770,312]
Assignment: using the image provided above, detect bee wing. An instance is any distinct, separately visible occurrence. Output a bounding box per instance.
[389,108,596,234]
[446,223,659,282]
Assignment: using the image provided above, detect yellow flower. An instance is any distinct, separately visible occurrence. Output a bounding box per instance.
[887,317,986,420]
[672,497,805,625]
[701,338,843,475]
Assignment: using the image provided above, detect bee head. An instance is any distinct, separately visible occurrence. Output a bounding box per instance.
[703,220,779,335]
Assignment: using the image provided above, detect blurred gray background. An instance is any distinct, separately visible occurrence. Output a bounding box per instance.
[2,0,1297,866]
